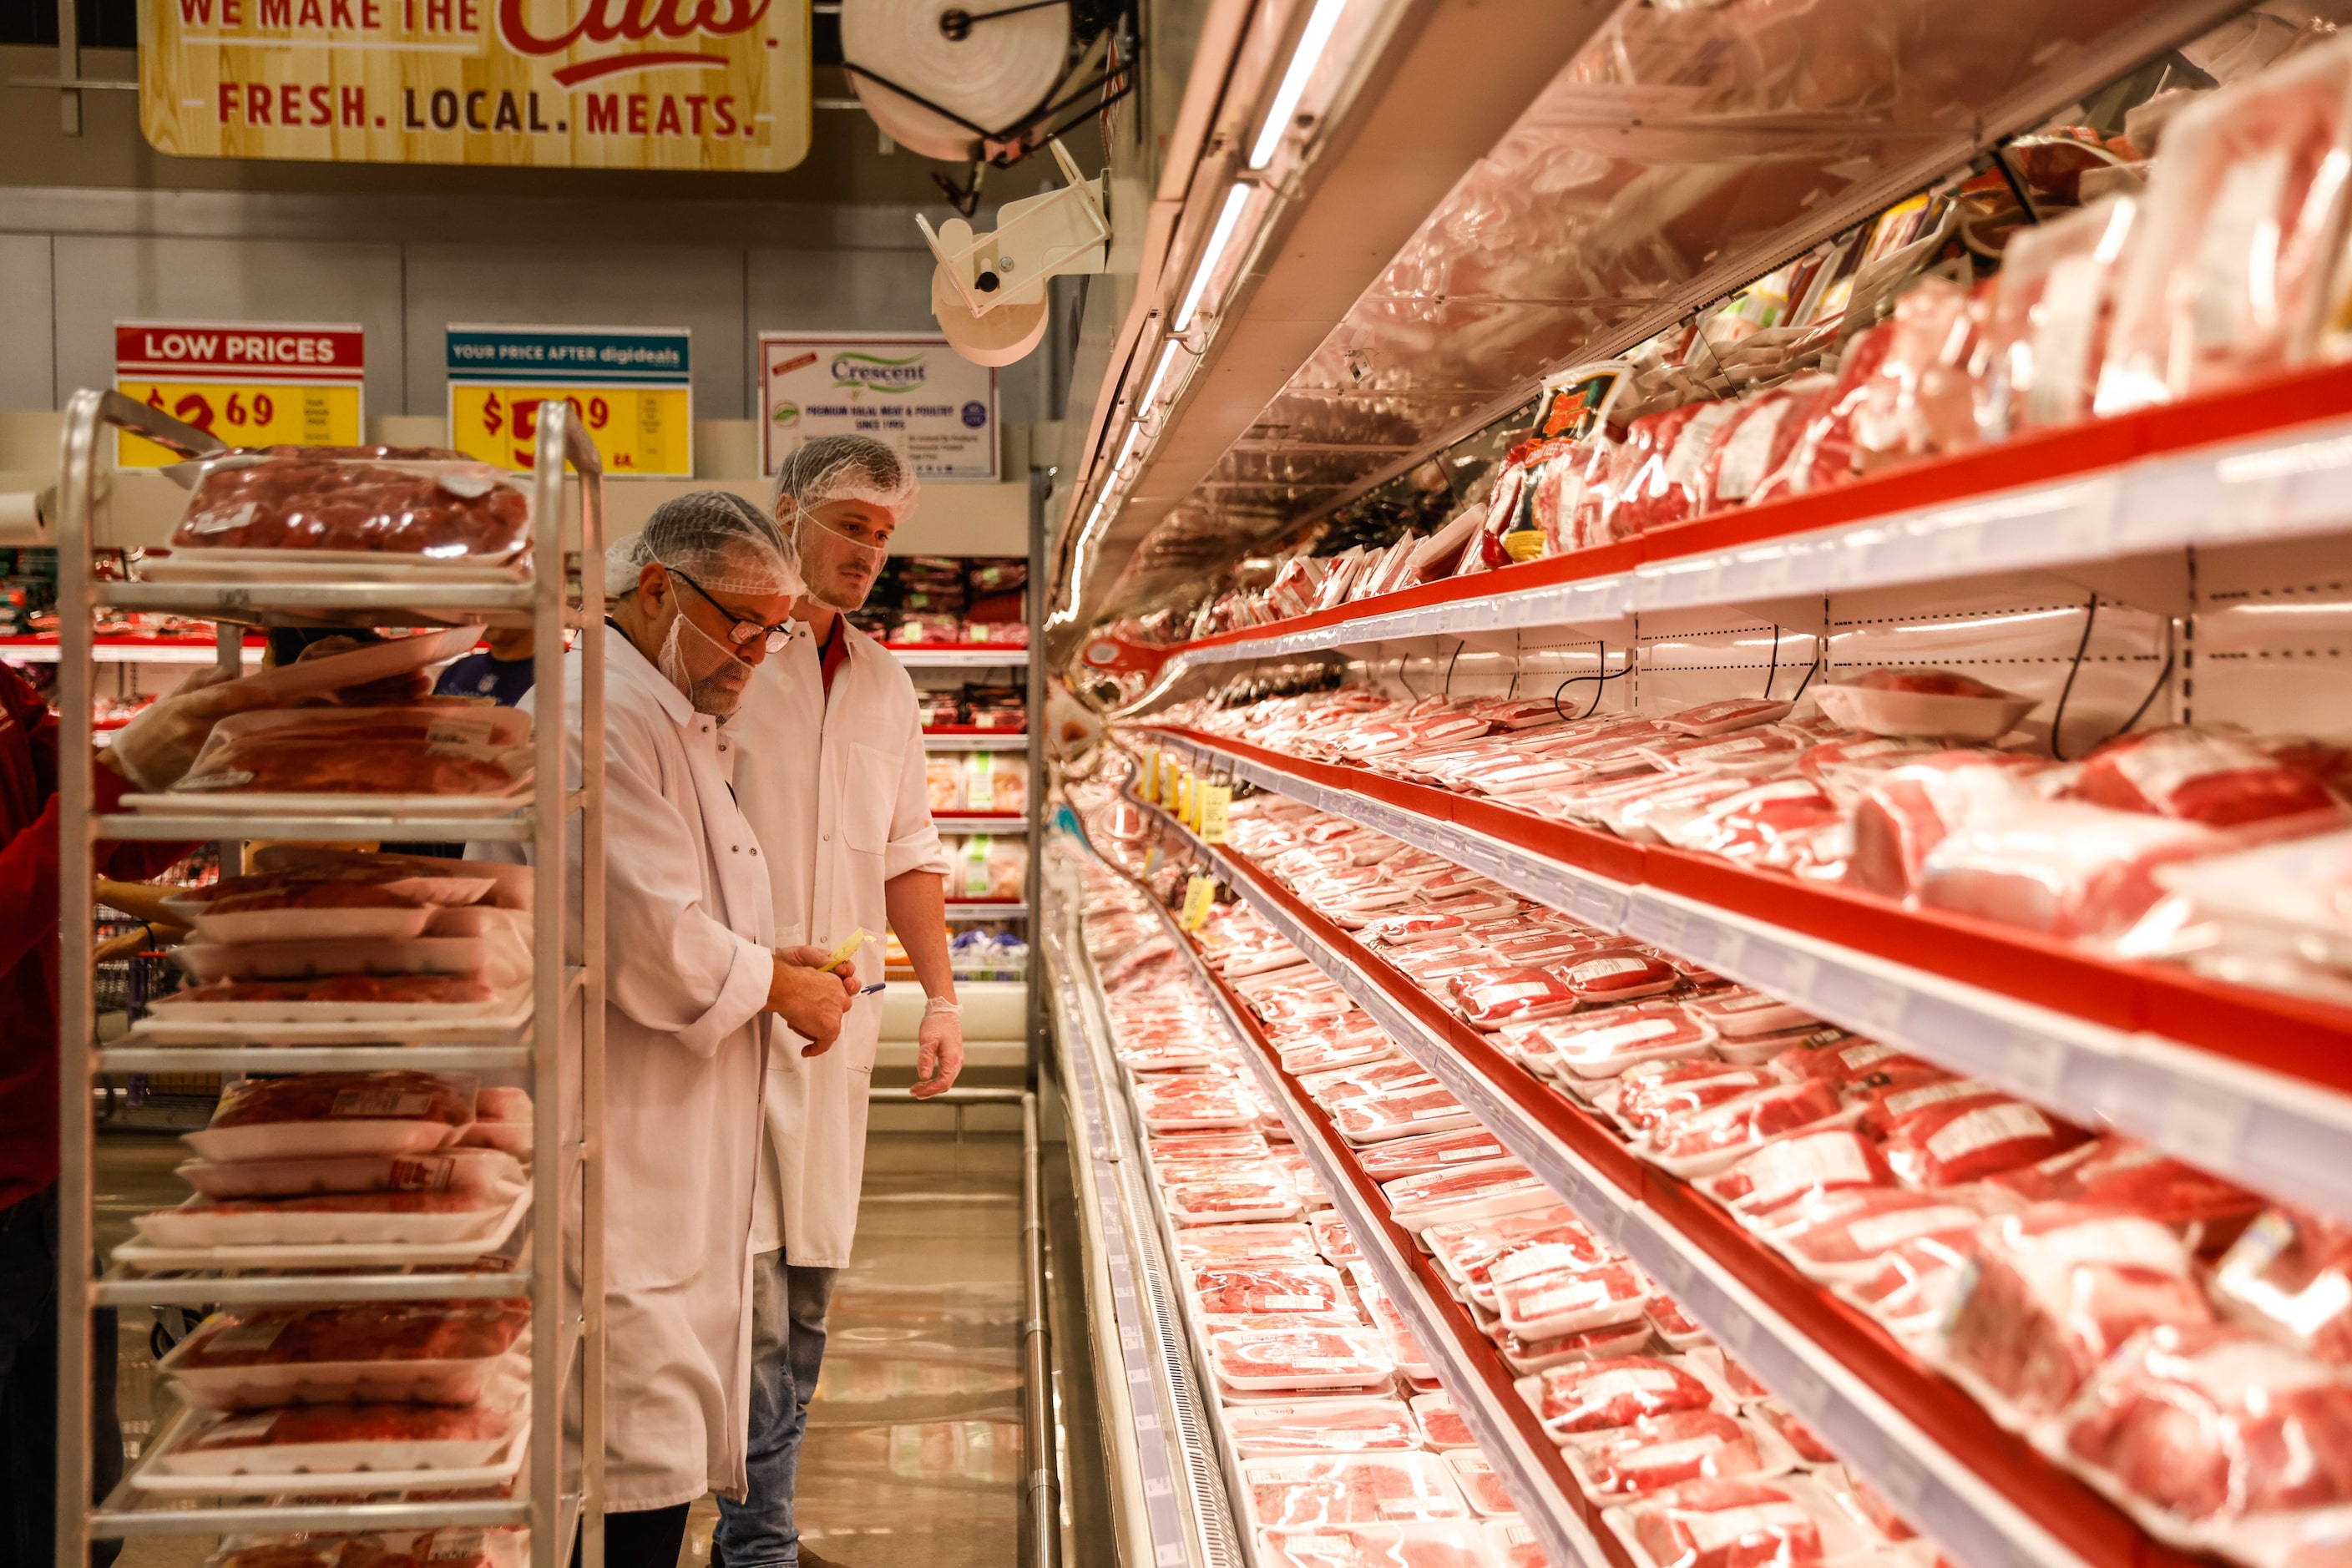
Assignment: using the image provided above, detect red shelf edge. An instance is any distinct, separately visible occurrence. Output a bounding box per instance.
[1149,723,2352,1099]
[1171,357,2352,660]
[1202,826,2206,1568]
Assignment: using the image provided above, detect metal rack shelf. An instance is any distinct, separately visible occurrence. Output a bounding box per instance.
[947,901,1029,919]
[1121,769,2208,1568]
[933,814,1029,833]
[884,644,1032,668]
[921,731,1030,751]
[53,388,608,1568]
[0,640,266,665]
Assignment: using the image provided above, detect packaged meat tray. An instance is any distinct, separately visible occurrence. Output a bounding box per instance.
[164,449,532,564]
[1704,1131,1892,1220]
[2070,726,2339,828]
[1356,1127,1514,1180]
[1646,1298,1711,1353]
[1382,1163,1555,1233]
[159,1301,529,1409]
[1553,952,1680,1004]
[1563,1412,1793,1504]
[142,974,517,1034]
[1604,1474,1869,1568]
[1518,1355,1729,1438]
[1331,1088,1476,1145]
[132,1191,516,1249]
[1680,993,1818,1042]
[173,937,488,984]
[1243,1452,1471,1529]
[1257,1523,1504,1568]
[169,862,500,914]
[207,1527,527,1568]
[1150,1130,1272,1163]
[1426,1211,1610,1296]
[1131,1075,1256,1130]
[1636,1083,1855,1179]
[1606,1065,1776,1136]
[1313,1212,1363,1267]
[1497,1323,1658,1378]
[140,1400,525,1487]
[1174,1223,1319,1267]
[1989,1138,2260,1232]
[1486,1520,1553,1568]
[1212,1327,1399,1393]
[1445,1451,1520,1519]
[1449,968,1585,1030]
[2212,1208,2352,1364]
[161,707,533,808]
[170,882,440,945]
[1193,1263,1352,1317]
[1749,1404,1836,1468]
[175,1148,524,1202]
[1492,1257,1652,1341]
[1223,1398,1424,1456]
[256,847,533,911]
[1509,1004,1717,1081]
[1881,1097,2083,1187]
[458,1088,532,1156]
[1410,1393,1477,1450]
[1165,1176,1304,1226]
[186,1072,477,1163]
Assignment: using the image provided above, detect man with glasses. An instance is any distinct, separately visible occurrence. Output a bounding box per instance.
[478,491,857,1568]
[723,438,962,1568]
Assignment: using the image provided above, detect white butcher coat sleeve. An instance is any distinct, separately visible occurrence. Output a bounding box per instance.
[884,696,953,883]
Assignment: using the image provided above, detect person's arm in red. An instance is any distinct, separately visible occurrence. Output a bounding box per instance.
[0,750,181,978]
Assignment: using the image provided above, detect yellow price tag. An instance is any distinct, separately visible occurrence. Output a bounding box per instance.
[1175,771,1192,825]
[448,384,693,477]
[1201,785,1231,844]
[1141,747,1160,803]
[116,380,362,468]
[1161,755,1179,807]
[1181,874,1216,931]
[819,928,879,973]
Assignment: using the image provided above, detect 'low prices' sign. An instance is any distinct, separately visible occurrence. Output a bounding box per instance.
[114,319,365,467]
[446,324,693,477]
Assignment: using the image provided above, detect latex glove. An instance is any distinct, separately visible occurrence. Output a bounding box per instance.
[768,944,859,1058]
[911,996,963,1099]
[104,665,281,793]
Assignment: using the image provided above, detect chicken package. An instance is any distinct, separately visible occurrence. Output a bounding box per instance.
[1332,1086,1476,1145]
[1382,1162,1555,1233]
[1450,967,1586,1030]
[1942,1205,2213,1422]
[959,751,1027,815]
[1980,195,2141,438]
[2213,1209,2352,1363]
[1492,1256,1653,1342]
[1355,1126,1513,1181]
[2069,726,2340,828]
[1914,797,2226,939]
[1611,1477,1834,1568]
[1257,1523,1499,1568]
[1244,1453,1470,1529]
[207,1528,526,1568]
[151,1399,522,1479]
[1213,1327,1399,1393]
[187,1072,478,1163]
[159,1302,529,1409]
[1522,1355,1726,1437]
[1639,1080,1850,1177]
[1225,1398,1422,1457]
[951,834,1027,901]
[1194,1263,1353,1317]
[1704,1130,1893,1219]
[1609,1064,1778,1136]
[168,449,531,561]
[175,1148,524,1203]
[1571,1411,1777,1501]
[2056,1323,2352,1535]
[169,706,532,801]
[923,756,963,812]
[130,1190,515,1250]
[1881,1097,2085,1188]
[1510,1003,1717,1082]
[2097,38,2352,412]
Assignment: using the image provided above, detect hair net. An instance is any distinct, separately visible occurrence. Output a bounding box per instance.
[771,435,919,526]
[604,490,803,600]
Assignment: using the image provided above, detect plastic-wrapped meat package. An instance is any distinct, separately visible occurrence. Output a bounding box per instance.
[2097,41,2352,412]
[1498,1323,1657,1378]
[1194,1263,1351,1316]
[1851,1077,1990,1138]
[1942,1205,2213,1420]
[1410,1393,1475,1450]
[1845,1232,1986,1342]
[175,1148,524,1202]
[2213,1210,2352,1363]
[158,1400,519,1477]
[1748,326,1894,505]
[1510,1003,1717,1082]
[1243,1453,1470,1527]
[2059,1323,2352,1532]
[1382,1162,1553,1232]
[1577,1412,1768,1499]
[188,1073,477,1164]
[1331,1087,1474,1145]
[161,1302,528,1408]
[1355,1126,1511,1180]
[1613,1065,1777,1135]
[1692,377,1837,517]
[1769,1038,1930,1090]
[1364,911,1473,948]
[1215,1327,1398,1392]
[132,1190,515,1249]
[1881,1097,2084,1188]
[1525,1356,1721,1436]
[1641,1080,1847,1175]
[1486,1520,1556,1568]
[1174,1223,1319,1267]
[1302,1059,1439,1109]
[1165,1177,1303,1226]
[1493,1257,1652,1341]
[2069,726,2340,828]
[1914,798,2225,939]
[176,882,438,947]
[1646,1297,1709,1351]
[1554,951,1680,1004]
[924,756,962,812]
[1451,967,1585,1030]
[1657,701,1796,740]
[1620,1478,1828,1568]
[1425,1208,1607,1289]
[1980,195,2140,438]
[172,708,531,798]
[1616,403,1743,535]
[1844,751,2044,900]
[1798,736,1942,810]
[1748,1404,1836,1468]
[1681,993,1814,1042]
[1848,277,1986,471]
[1987,1137,2261,1234]
[1257,1522,1498,1568]
[169,451,531,559]
[1705,1130,1892,1218]
[208,1529,524,1568]
[1444,1451,1518,1518]
[169,975,501,1009]
[1225,1398,1421,1456]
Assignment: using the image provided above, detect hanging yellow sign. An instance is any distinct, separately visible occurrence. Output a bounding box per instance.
[114,319,365,467]
[444,326,693,476]
[1201,786,1231,844]
[1181,875,1216,932]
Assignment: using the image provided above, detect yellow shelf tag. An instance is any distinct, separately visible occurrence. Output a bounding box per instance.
[1181,874,1216,931]
[1201,785,1231,844]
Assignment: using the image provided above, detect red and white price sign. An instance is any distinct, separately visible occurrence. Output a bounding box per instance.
[114,319,366,467]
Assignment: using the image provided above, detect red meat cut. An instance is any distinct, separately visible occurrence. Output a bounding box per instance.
[1630,1479,1823,1568]
[1530,1355,1716,1433]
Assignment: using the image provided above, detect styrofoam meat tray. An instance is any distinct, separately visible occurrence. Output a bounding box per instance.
[159,1338,529,1411]
[172,937,487,983]
[131,1408,531,1495]
[183,1119,468,1165]
[175,1147,524,1201]
[121,787,533,818]
[130,984,532,1040]
[131,1191,516,1248]
[139,549,529,584]
[114,1186,529,1272]
[169,903,438,945]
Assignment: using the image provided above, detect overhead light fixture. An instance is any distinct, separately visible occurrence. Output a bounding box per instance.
[1141,340,1183,412]
[1174,183,1252,332]
[1115,422,1146,473]
[1248,0,1348,169]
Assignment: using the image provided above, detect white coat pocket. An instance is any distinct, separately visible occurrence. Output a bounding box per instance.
[839,741,898,856]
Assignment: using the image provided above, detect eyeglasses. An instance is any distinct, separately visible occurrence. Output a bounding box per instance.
[663,565,797,654]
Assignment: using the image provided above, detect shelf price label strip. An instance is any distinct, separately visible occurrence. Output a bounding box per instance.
[1146,727,2352,1233]
[1122,770,2192,1568]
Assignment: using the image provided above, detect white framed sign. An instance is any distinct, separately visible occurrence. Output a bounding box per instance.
[758,332,997,481]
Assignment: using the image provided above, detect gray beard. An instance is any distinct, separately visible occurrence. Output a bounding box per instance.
[691,671,749,718]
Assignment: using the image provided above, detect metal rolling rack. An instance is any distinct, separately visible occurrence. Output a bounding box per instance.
[53,390,608,1568]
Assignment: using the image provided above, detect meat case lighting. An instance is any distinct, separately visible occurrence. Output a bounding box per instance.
[1176,183,1255,332]
[1142,340,1184,411]
[1249,0,1352,170]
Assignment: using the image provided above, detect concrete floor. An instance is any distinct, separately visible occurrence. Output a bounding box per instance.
[95,1110,1111,1568]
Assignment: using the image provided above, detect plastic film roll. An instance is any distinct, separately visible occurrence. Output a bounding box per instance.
[842,0,1070,161]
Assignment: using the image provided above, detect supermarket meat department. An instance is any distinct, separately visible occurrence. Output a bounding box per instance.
[15,3,2352,1568]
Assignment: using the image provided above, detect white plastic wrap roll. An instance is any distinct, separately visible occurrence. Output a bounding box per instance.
[931,263,1050,366]
[842,0,1070,161]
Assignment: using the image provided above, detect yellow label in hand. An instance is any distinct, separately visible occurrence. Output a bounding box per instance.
[822,928,879,973]
[1181,874,1216,932]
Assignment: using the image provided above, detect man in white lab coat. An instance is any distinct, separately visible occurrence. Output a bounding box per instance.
[720,438,963,1568]
[490,493,862,1568]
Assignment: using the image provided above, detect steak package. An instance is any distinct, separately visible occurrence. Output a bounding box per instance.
[161,1302,528,1409]
[169,450,532,560]
[207,1528,527,1568]
[187,1073,478,1163]
[171,707,532,799]
[1223,1398,1422,1456]
[1524,1356,1723,1436]
[1244,1452,1471,1528]
[154,1400,520,1478]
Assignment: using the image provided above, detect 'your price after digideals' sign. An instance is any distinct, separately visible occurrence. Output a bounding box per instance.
[139,0,808,169]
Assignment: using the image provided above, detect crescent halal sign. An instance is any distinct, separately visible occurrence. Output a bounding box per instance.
[139,0,808,168]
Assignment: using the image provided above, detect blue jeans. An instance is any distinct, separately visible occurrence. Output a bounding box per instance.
[714,1255,836,1568]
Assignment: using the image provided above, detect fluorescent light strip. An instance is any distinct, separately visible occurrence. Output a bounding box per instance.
[1175,184,1252,331]
[1115,422,1146,473]
[1141,340,1183,411]
[1248,0,1348,169]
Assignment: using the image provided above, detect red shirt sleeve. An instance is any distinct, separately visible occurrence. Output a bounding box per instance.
[0,757,180,979]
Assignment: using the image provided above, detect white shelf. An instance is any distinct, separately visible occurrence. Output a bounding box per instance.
[884,645,1030,668]
[94,812,539,843]
[933,815,1029,833]
[922,731,1030,751]
[100,1044,532,1073]
[945,902,1027,920]
[2,642,266,665]
[1149,730,2352,1233]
